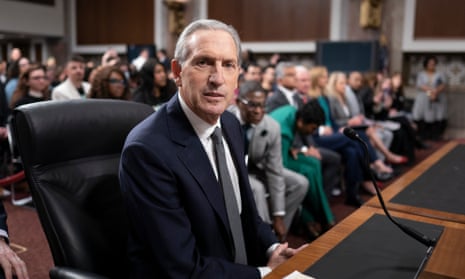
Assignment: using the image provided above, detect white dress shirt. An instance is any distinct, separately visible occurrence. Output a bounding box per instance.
[178,95,242,212]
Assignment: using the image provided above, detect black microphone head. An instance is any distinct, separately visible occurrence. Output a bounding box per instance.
[343,127,358,140]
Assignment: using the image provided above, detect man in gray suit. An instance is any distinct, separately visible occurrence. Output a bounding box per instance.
[231,80,307,241]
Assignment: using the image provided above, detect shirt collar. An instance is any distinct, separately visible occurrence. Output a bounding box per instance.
[278,84,297,105]
[178,94,220,140]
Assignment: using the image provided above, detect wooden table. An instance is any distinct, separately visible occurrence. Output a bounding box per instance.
[265,206,465,278]
[365,141,465,225]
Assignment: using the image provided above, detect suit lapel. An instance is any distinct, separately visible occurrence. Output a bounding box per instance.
[166,97,229,229]
[248,118,267,163]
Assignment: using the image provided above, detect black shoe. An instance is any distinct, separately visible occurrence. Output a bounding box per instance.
[345,196,364,208]
[415,138,431,149]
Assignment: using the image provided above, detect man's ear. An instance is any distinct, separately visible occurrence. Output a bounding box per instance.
[171,59,182,87]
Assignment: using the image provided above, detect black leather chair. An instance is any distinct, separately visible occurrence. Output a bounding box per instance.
[12,99,154,279]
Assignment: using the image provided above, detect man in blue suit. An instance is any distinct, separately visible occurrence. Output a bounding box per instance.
[120,19,305,278]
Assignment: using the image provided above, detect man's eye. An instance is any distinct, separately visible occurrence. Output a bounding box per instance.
[197,60,208,66]
[224,62,236,69]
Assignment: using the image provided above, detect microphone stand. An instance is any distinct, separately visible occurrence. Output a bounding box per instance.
[344,128,437,248]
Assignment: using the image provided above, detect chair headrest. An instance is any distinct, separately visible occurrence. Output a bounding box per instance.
[13,99,154,166]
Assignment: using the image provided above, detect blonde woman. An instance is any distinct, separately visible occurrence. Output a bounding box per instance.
[326,72,406,171]
[307,67,380,205]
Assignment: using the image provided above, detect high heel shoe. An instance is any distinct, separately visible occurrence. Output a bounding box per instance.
[322,221,336,233]
[345,196,364,208]
[305,222,321,240]
[373,170,394,182]
[388,155,408,165]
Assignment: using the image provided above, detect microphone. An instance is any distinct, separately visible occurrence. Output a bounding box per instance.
[343,127,359,141]
[343,127,437,247]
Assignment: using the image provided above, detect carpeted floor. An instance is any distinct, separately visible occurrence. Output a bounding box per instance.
[2,138,455,279]
[4,194,53,279]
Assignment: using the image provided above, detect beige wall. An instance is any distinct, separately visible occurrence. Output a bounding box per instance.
[0,0,64,37]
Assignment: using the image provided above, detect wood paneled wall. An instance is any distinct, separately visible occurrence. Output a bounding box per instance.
[414,0,465,38]
[208,0,330,41]
[76,0,154,45]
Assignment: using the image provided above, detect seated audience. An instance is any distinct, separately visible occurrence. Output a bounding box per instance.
[242,62,262,82]
[295,65,342,198]
[327,71,406,165]
[51,55,90,100]
[132,58,177,110]
[265,62,303,113]
[10,64,50,108]
[5,58,30,104]
[230,80,307,242]
[260,65,276,96]
[307,66,389,201]
[89,66,131,100]
[270,100,335,238]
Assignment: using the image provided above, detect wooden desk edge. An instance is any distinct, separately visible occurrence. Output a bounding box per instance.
[365,141,465,224]
[265,206,465,279]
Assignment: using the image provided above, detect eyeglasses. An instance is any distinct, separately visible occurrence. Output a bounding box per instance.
[239,98,265,110]
[30,76,49,81]
[107,79,126,85]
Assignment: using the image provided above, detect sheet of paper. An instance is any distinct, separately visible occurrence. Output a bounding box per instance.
[283,270,316,279]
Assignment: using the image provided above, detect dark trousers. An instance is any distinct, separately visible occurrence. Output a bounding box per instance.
[314,133,365,201]
[319,147,342,197]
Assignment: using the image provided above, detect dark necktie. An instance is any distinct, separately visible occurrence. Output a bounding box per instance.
[211,127,247,264]
[77,87,85,97]
[292,93,303,109]
[242,123,252,154]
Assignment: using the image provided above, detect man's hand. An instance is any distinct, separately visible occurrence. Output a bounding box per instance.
[272,216,287,242]
[290,148,300,160]
[347,116,363,126]
[267,242,308,270]
[0,239,29,279]
[304,146,321,160]
[320,126,333,136]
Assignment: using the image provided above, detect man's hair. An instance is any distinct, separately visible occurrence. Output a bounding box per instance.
[245,62,259,73]
[174,19,241,67]
[69,54,85,64]
[238,80,264,99]
[296,99,325,126]
[275,61,295,79]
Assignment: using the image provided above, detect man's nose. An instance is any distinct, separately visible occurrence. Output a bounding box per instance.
[208,64,225,85]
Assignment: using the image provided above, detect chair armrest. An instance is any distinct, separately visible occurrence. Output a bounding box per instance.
[49,267,108,279]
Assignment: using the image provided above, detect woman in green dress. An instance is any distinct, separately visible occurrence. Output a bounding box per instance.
[270,100,335,238]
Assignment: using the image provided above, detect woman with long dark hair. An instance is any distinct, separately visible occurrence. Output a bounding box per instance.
[89,66,131,100]
[10,63,50,109]
[132,58,177,110]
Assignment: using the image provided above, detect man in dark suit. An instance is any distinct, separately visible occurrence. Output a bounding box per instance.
[265,61,303,113]
[120,19,304,278]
